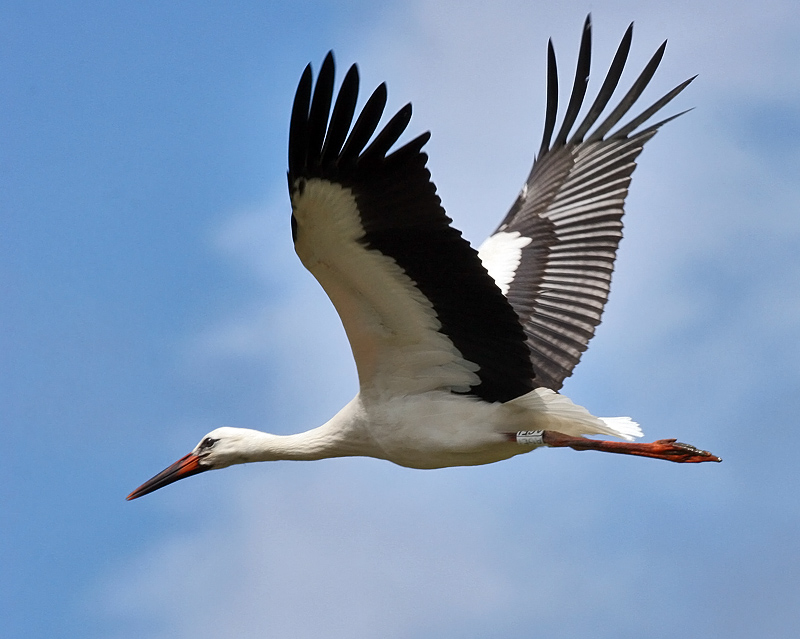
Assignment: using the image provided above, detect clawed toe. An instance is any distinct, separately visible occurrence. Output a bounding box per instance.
[652,439,722,463]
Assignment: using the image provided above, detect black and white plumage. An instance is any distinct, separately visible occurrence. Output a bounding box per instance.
[128,18,719,501]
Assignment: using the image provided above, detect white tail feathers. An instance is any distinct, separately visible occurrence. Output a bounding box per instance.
[598,416,643,441]
[509,388,642,441]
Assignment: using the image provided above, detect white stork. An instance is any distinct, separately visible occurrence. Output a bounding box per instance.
[128,17,719,501]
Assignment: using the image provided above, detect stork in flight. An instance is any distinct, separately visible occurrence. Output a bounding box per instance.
[128,18,720,501]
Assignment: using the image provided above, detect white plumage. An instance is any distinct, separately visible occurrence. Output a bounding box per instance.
[128,17,719,501]
[478,231,534,296]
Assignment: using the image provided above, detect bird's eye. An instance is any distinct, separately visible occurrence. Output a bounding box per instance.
[200,437,218,450]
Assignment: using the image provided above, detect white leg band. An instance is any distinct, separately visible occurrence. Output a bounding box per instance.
[516,430,545,445]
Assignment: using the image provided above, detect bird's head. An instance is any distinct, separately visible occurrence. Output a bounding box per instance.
[126,427,257,500]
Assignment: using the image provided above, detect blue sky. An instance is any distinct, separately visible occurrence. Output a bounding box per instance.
[3,0,799,637]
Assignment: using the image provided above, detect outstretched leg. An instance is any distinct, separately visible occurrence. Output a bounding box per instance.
[510,430,721,463]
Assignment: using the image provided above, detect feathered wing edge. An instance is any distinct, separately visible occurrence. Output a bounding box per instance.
[481,15,694,391]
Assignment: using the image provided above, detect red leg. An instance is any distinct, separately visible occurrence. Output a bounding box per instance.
[511,430,721,463]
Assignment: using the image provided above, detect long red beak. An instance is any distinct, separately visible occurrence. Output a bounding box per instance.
[127,453,210,500]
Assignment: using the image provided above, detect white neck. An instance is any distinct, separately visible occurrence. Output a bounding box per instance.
[245,424,349,462]
[218,397,372,465]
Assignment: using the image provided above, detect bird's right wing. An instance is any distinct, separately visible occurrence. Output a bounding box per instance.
[479,17,693,391]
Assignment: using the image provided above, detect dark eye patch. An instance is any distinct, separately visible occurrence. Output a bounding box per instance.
[200,437,218,450]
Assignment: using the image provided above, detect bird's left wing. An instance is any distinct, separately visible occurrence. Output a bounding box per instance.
[287,54,534,402]
[479,18,693,391]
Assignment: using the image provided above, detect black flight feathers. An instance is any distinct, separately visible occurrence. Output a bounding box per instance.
[288,52,429,188]
[537,15,694,159]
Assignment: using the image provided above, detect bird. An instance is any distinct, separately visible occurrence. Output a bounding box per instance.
[127,17,720,501]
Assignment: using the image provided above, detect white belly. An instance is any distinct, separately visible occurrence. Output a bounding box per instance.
[356,391,536,469]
